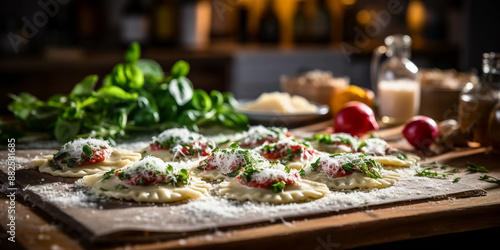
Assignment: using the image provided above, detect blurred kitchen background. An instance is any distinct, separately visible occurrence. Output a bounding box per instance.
[1,0,499,117]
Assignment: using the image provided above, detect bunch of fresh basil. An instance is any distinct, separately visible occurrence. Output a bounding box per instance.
[4,43,248,144]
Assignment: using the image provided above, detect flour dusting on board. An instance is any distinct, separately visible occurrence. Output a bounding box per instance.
[24,164,467,226]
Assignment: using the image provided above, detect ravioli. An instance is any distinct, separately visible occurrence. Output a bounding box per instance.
[255,138,320,170]
[302,153,399,189]
[82,156,210,203]
[310,133,360,153]
[219,178,329,204]
[356,137,420,167]
[233,125,290,149]
[371,153,420,168]
[219,160,329,204]
[141,127,214,163]
[304,170,400,189]
[31,138,141,177]
[193,145,267,181]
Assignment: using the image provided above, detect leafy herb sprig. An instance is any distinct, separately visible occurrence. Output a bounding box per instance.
[479,175,500,184]
[5,43,248,144]
[416,162,461,181]
[466,161,489,173]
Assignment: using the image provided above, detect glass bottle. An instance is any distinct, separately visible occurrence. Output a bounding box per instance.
[258,0,280,43]
[459,52,500,145]
[293,1,308,44]
[312,0,331,43]
[152,0,177,46]
[371,34,420,125]
[488,101,500,150]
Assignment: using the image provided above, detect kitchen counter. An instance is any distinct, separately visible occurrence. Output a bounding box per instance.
[1,121,499,249]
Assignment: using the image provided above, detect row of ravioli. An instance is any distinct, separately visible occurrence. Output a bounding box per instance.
[31,126,419,204]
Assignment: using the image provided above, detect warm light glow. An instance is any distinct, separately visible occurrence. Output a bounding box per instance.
[356,9,371,25]
[377,46,387,54]
[341,0,356,6]
[407,0,426,33]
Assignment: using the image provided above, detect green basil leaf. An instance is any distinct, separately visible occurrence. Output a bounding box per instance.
[96,86,138,100]
[82,144,93,157]
[124,63,145,89]
[116,108,128,129]
[133,109,160,125]
[70,75,98,97]
[222,92,239,107]
[191,89,212,111]
[168,76,193,106]
[155,93,178,122]
[7,93,43,121]
[210,90,224,108]
[178,110,201,126]
[54,118,81,143]
[170,60,190,78]
[136,59,164,80]
[112,63,127,85]
[217,111,248,130]
[195,109,217,126]
[125,42,141,63]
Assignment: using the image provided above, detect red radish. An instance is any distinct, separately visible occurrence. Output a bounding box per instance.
[334,101,379,136]
[402,116,439,149]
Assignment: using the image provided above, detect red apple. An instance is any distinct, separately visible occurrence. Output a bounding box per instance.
[402,116,439,149]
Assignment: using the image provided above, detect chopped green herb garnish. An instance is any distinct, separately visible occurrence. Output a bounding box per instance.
[415,169,448,179]
[299,168,306,177]
[65,158,77,168]
[396,153,407,160]
[240,165,259,183]
[270,181,286,193]
[311,158,321,171]
[53,151,70,160]
[445,169,460,174]
[100,188,109,191]
[467,161,489,173]
[49,160,63,170]
[115,184,129,190]
[102,169,116,182]
[479,175,500,184]
[440,165,450,169]
[82,144,93,157]
[452,177,461,183]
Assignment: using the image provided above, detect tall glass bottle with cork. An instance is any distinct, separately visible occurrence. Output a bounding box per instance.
[371,34,420,125]
[459,52,500,146]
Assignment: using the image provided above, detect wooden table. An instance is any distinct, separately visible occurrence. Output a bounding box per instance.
[1,123,500,249]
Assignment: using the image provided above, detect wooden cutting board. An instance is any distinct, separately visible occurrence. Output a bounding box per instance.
[0,147,490,246]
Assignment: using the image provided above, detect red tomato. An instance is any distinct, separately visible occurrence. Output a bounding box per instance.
[334,101,379,136]
[402,116,439,149]
[79,147,111,166]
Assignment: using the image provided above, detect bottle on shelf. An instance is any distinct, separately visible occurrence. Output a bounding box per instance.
[120,0,150,45]
[459,52,500,146]
[311,0,331,43]
[236,3,250,43]
[152,0,177,46]
[371,34,420,125]
[76,0,103,45]
[258,0,280,44]
[293,1,308,44]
